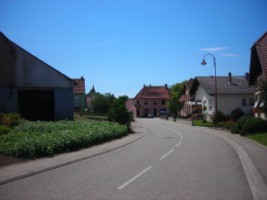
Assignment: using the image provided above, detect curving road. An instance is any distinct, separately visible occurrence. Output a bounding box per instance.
[0,118,252,200]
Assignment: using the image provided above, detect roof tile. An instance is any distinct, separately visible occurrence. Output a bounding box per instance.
[73,78,85,94]
[195,76,254,95]
[134,85,170,99]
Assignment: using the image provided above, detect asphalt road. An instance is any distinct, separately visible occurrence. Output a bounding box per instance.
[0,118,252,200]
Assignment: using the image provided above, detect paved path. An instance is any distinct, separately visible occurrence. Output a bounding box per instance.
[0,121,146,185]
[0,118,266,200]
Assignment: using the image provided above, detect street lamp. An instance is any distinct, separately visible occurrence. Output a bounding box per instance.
[201,53,217,121]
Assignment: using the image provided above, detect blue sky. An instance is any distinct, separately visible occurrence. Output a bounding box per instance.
[1,0,266,97]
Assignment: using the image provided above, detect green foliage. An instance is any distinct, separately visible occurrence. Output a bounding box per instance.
[224,121,237,130]
[90,93,114,115]
[0,120,128,158]
[230,107,244,121]
[192,120,213,127]
[0,113,21,127]
[169,81,186,116]
[247,133,267,147]
[0,125,11,135]
[108,96,132,129]
[213,110,225,125]
[231,115,267,135]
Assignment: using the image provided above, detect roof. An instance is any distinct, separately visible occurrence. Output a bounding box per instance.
[179,94,186,102]
[134,85,170,99]
[0,32,74,86]
[249,32,267,84]
[73,77,85,94]
[191,75,254,95]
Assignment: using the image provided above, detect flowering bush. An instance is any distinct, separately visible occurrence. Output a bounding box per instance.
[0,120,128,158]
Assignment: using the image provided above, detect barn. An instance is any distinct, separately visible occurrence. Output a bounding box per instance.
[0,32,74,120]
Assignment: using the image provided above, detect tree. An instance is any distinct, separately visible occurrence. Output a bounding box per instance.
[90,93,113,115]
[108,96,132,129]
[169,81,186,116]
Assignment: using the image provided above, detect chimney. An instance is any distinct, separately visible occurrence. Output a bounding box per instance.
[228,72,232,85]
[81,76,85,81]
[165,84,168,88]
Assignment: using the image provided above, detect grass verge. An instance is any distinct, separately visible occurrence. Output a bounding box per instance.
[192,120,214,127]
[247,133,267,147]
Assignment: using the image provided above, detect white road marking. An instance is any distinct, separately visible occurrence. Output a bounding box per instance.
[117,165,152,190]
[160,149,174,160]
[176,140,182,148]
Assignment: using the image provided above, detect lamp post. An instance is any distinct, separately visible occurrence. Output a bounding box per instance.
[201,53,217,121]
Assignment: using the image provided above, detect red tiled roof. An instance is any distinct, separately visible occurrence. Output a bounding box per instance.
[255,32,267,79]
[134,85,170,99]
[73,77,85,94]
[179,94,186,102]
[249,32,267,85]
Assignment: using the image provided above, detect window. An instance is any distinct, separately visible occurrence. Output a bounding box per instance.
[161,100,165,105]
[242,99,246,106]
[144,101,148,105]
[209,99,213,111]
[153,100,157,105]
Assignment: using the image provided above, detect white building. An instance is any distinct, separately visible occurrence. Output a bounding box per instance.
[190,73,255,121]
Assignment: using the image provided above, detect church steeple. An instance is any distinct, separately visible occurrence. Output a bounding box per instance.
[88,85,96,97]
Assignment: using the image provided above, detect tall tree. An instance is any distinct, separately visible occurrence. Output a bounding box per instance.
[169,81,186,116]
[108,95,132,129]
[90,93,113,115]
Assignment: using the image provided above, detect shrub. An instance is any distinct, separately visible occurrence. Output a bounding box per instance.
[217,121,225,128]
[0,125,11,135]
[230,107,244,121]
[233,116,267,135]
[231,123,240,134]
[224,121,237,130]
[0,113,21,127]
[242,117,267,134]
[213,110,225,125]
[0,120,128,158]
[108,96,132,129]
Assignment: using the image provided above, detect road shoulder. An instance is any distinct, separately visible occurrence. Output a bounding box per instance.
[0,121,146,185]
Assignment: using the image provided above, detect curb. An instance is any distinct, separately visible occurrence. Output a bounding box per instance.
[198,127,267,200]
[0,126,147,185]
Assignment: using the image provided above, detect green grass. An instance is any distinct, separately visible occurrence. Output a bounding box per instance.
[192,120,214,127]
[247,133,267,147]
[0,120,128,158]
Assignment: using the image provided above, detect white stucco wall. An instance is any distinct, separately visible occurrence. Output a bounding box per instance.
[195,85,254,118]
[218,94,253,115]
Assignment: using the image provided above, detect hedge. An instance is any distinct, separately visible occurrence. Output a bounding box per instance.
[231,116,267,135]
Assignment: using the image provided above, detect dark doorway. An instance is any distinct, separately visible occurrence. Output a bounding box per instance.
[154,109,157,117]
[137,109,140,117]
[18,90,54,121]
